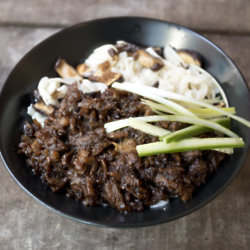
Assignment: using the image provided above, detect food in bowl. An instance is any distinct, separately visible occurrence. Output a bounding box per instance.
[18,41,248,212]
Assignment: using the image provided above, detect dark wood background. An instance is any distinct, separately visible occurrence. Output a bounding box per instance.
[0,1,249,249]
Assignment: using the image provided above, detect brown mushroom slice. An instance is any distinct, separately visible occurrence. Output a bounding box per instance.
[33,102,54,115]
[89,71,122,86]
[108,48,119,66]
[137,49,164,71]
[76,63,93,77]
[97,60,111,73]
[88,61,122,86]
[103,72,122,86]
[177,49,202,67]
[110,72,123,86]
[152,47,164,57]
[87,61,110,81]
[51,90,66,100]
[115,41,138,55]
[55,57,82,80]
[215,101,226,108]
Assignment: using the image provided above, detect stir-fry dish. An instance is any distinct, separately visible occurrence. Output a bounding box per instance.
[18,41,249,212]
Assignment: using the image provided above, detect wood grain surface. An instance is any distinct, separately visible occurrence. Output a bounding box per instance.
[0,0,250,33]
[0,2,250,249]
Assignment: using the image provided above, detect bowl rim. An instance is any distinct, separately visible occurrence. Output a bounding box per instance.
[0,16,249,228]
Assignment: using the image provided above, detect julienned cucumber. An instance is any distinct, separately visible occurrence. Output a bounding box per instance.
[112,82,250,128]
[108,82,247,157]
[189,107,236,118]
[214,148,234,154]
[127,118,170,137]
[104,115,173,133]
[112,82,196,117]
[135,115,238,138]
[136,138,245,157]
[161,117,231,143]
[142,100,177,115]
[143,99,236,118]
[104,115,234,138]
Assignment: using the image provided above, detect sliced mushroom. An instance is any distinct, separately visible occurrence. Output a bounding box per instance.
[87,61,122,86]
[108,48,119,66]
[50,84,68,100]
[76,63,93,77]
[137,49,164,71]
[51,90,66,100]
[115,41,138,55]
[152,81,159,88]
[152,47,164,57]
[55,57,82,80]
[33,102,54,115]
[104,72,123,86]
[177,49,202,67]
[96,60,111,73]
[215,101,225,108]
[89,71,122,86]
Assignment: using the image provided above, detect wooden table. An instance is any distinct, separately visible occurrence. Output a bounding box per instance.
[0,1,249,249]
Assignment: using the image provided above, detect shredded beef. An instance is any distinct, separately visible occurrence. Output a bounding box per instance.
[18,85,226,212]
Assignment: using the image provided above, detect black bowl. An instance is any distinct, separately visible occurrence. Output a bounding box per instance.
[0,17,249,228]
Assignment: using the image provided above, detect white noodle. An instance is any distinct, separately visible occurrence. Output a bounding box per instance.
[89,43,218,101]
[30,41,225,126]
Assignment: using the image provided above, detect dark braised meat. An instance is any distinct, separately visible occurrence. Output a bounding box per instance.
[18,85,226,212]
